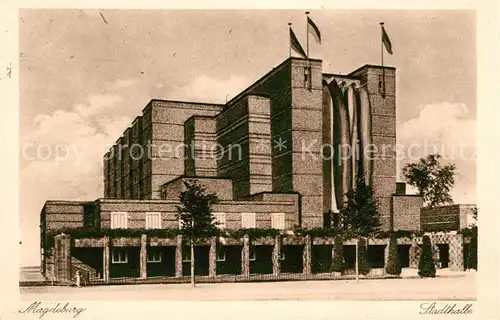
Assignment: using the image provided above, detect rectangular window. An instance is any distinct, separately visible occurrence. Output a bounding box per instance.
[216,248,226,262]
[182,248,191,262]
[241,212,256,229]
[147,249,162,263]
[271,213,285,230]
[304,67,310,87]
[213,213,226,229]
[145,212,162,229]
[111,212,128,229]
[112,249,128,264]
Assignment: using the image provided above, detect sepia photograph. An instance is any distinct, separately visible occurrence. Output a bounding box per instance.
[12,7,486,313]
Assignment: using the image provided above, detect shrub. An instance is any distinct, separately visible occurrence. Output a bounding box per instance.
[418,235,436,277]
[385,234,402,275]
[331,235,345,273]
[466,229,477,270]
[357,238,371,275]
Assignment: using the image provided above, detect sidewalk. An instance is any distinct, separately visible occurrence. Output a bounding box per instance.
[20,270,476,301]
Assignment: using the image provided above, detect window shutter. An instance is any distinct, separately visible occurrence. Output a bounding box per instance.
[146,212,161,229]
[111,212,128,229]
[271,213,285,230]
[241,213,256,228]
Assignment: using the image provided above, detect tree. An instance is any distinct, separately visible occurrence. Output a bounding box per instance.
[340,172,380,280]
[402,154,456,208]
[418,235,436,277]
[466,207,478,270]
[176,179,219,287]
[340,173,381,238]
[385,234,402,276]
[466,231,477,270]
[331,235,345,273]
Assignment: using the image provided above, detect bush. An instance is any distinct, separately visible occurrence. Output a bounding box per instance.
[418,235,436,277]
[466,229,477,270]
[331,235,345,273]
[357,238,371,275]
[385,234,402,275]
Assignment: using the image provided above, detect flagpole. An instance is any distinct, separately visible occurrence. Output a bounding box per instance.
[306,11,311,90]
[380,22,386,97]
[305,11,310,59]
[380,22,384,67]
[288,23,292,58]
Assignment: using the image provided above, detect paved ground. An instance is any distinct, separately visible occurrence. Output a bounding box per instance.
[20,270,476,301]
[19,267,46,282]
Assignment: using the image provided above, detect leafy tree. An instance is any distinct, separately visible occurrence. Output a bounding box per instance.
[331,235,345,273]
[418,235,436,277]
[385,233,402,276]
[357,237,371,275]
[402,154,456,208]
[176,179,219,287]
[340,172,381,238]
[466,208,478,270]
[466,231,477,270]
[339,172,380,279]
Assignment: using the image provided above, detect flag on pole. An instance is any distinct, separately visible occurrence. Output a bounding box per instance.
[307,16,321,44]
[382,25,393,54]
[290,27,307,58]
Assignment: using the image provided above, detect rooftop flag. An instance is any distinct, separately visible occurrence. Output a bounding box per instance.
[290,27,307,59]
[307,16,321,44]
[382,25,393,55]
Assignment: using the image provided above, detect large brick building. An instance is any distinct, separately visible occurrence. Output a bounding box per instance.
[43,56,477,284]
[94,57,421,230]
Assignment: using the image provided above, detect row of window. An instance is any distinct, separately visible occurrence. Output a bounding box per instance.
[111,247,286,264]
[110,212,286,230]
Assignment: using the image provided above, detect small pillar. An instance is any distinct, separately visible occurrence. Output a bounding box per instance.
[303,235,312,275]
[384,239,390,268]
[242,234,250,277]
[272,235,281,276]
[102,236,110,282]
[432,243,441,269]
[175,235,183,278]
[449,234,464,271]
[140,234,147,279]
[209,237,217,277]
[54,234,71,284]
[409,237,420,269]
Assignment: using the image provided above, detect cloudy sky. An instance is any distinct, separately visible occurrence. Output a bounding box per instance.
[19,9,476,266]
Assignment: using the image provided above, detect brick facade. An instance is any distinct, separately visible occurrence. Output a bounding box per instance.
[44,232,468,284]
[97,57,417,231]
[43,57,473,284]
[421,204,477,231]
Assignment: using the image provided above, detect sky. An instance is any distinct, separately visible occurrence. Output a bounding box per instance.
[19,9,476,266]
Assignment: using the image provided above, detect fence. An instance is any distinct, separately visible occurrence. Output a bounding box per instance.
[81,266,388,286]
